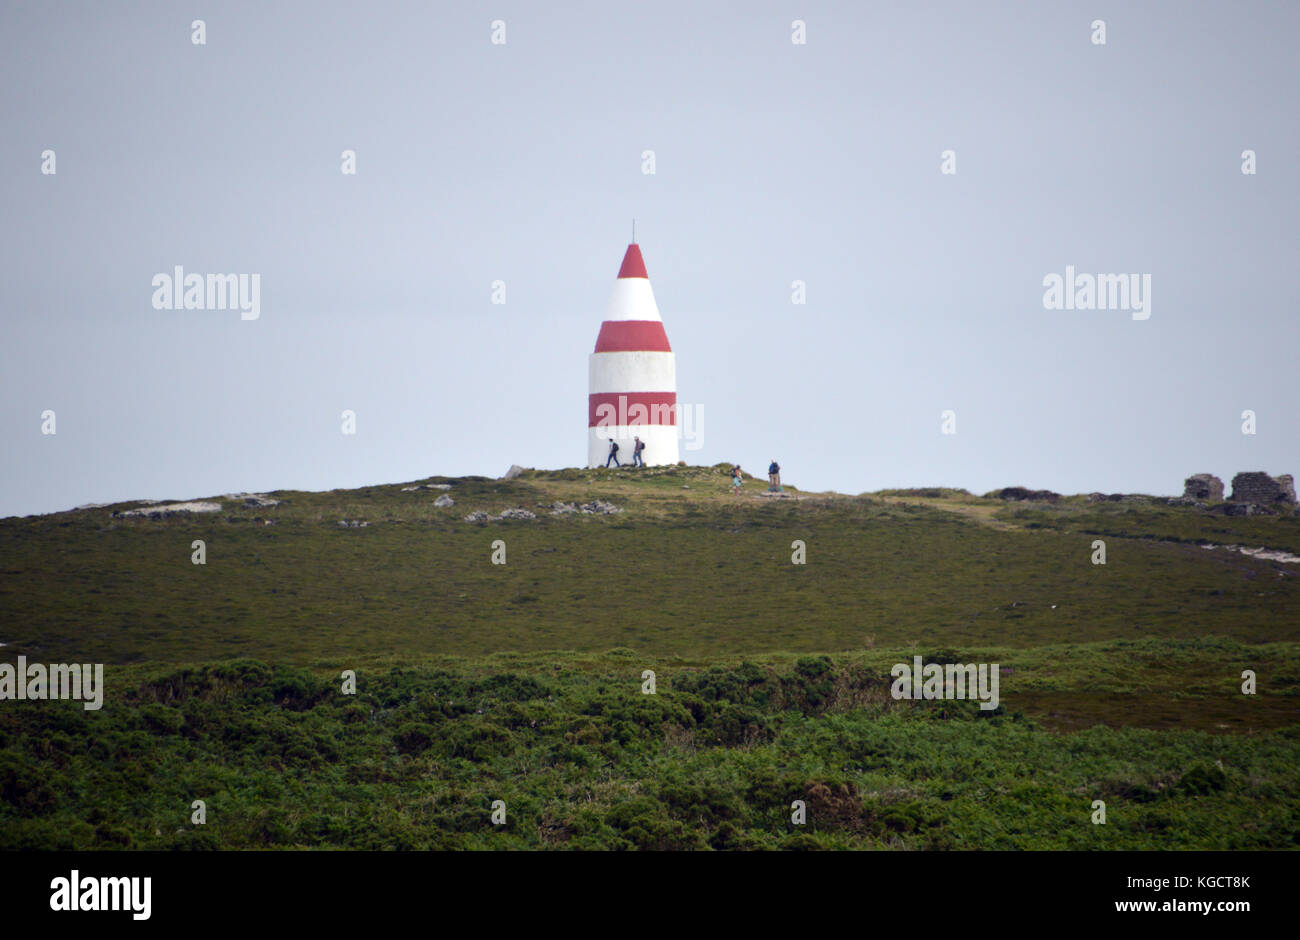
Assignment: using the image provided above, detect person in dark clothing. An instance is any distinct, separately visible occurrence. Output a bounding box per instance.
[633,436,645,467]
[768,460,781,492]
[605,440,620,468]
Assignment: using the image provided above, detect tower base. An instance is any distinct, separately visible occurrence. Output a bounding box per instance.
[587,425,679,468]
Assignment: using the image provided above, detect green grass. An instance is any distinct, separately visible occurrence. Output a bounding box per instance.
[1,652,1296,850]
[1,464,1297,849]
[2,465,1297,665]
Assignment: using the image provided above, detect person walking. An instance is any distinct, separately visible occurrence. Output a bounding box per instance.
[731,464,743,496]
[768,459,781,492]
[633,436,645,468]
[605,440,620,468]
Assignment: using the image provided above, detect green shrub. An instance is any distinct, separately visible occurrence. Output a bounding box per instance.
[1176,763,1227,796]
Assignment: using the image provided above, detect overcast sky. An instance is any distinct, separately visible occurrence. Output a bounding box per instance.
[2,0,1296,516]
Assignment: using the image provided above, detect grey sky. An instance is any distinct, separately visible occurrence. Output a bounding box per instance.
[2,0,1296,516]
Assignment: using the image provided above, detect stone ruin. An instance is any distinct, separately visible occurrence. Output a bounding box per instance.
[1182,474,1224,501]
[1229,472,1296,506]
[1176,472,1295,513]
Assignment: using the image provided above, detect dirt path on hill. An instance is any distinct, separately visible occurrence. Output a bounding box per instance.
[876,496,1022,531]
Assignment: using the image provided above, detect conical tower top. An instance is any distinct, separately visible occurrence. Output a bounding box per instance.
[617,243,648,279]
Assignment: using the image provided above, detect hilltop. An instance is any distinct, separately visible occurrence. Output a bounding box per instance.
[3,463,1298,665]
[1,465,1297,850]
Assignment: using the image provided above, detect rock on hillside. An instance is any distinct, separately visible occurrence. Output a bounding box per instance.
[991,487,1060,503]
[114,501,223,519]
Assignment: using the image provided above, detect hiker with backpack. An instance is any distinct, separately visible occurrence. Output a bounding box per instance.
[633,436,645,468]
[768,460,781,492]
[606,440,620,468]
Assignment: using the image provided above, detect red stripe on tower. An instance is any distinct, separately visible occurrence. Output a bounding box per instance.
[593,320,672,353]
[588,391,678,427]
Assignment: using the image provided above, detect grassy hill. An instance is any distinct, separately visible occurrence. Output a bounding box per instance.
[1,464,1298,849]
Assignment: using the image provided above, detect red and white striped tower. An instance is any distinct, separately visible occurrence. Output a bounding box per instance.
[587,242,679,467]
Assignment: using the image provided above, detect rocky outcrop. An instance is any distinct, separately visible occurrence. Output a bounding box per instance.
[993,487,1060,503]
[217,492,282,508]
[1208,502,1271,517]
[1182,474,1224,501]
[464,507,540,523]
[464,501,623,522]
[1087,493,1150,504]
[549,500,623,516]
[114,501,222,519]
[498,508,537,520]
[433,494,455,508]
